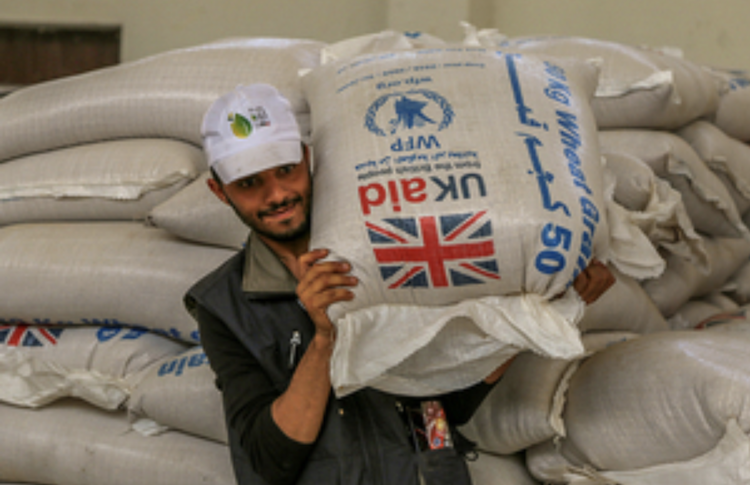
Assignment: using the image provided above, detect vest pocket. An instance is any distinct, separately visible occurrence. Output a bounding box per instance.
[417,447,472,485]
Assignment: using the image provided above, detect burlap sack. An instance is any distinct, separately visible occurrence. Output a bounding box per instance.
[459,332,638,455]
[0,37,325,162]
[147,171,250,249]
[641,236,750,317]
[470,35,722,130]
[458,351,576,455]
[128,346,226,443]
[467,451,541,485]
[528,420,750,485]
[710,68,750,142]
[599,129,748,239]
[678,120,750,215]
[602,151,707,270]
[668,293,740,330]
[577,265,668,334]
[0,400,234,485]
[0,324,187,409]
[526,330,750,485]
[0,139,202,226]
[304,45,617,396]
[723,258,750,305]
[320,30,447,64]
[695,306,750,333]
[0,222,235,343]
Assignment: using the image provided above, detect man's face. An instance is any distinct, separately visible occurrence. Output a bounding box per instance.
[210,152,312,243]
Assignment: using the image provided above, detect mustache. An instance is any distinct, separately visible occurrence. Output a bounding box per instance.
[258,196,302,219]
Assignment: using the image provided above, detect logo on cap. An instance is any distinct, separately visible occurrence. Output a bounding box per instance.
[229,113,253,138]
[228,106,272,139]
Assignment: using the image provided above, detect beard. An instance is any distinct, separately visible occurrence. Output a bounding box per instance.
[227,194,311,243]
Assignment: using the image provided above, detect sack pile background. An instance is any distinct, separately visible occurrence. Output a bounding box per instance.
[1,29,750,484]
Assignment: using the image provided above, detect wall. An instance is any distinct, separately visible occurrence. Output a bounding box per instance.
[0,0,746,71]
[0,0,385,61]
[387,0,749,70]
[491,0,750,70]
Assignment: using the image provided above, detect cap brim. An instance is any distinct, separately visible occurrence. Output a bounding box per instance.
[213,141,302,184]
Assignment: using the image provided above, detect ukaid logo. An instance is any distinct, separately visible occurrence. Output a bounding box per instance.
[0,324,64,347]
[367,211,500,288]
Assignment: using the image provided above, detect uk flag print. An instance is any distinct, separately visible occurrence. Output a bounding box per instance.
[366,210,501,289]
[0,324,64,347]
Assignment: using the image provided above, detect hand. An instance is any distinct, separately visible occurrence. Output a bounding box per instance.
[483,355,516,384]
[573,258,616,305]
[296,249,357,339]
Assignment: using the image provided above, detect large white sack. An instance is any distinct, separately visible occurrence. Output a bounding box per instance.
[602,151,707,270]
[0,223,235,343]
[599,129,748,239]
[0,400,234,485]
[668,292,740,330]
[723,258,750,305]
[0,324,187,409]
[0,139,202,226]
[525,330,750,484]
[320,30,447,64]
[577,265,668,334]
[303,44,632,397]
[710,68,750,142]
[468,451,541,485]
[459,351,576,455]
[469,35,722,130]
[641,236,750,317]
[694,306,750,335]
[128,346,227,443]
[147,171,249,249]
[678,120,750,215]
[528,420,750,485]
[459,332,639,455]
[689,303,750,333]
[0,37,325,162]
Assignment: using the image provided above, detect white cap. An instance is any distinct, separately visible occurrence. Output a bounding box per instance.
[201,84,302,184]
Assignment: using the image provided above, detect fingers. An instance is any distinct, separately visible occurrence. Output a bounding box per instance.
[297,255,356,300]
[573,259,616,305]
[297,248,331,280]
[296,249,358,333]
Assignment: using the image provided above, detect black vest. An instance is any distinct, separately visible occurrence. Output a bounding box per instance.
[186,251,423,485]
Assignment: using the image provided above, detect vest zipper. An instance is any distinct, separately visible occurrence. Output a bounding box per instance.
[288,330,301,369]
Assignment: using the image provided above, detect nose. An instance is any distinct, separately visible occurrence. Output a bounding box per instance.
[261,174,290,205]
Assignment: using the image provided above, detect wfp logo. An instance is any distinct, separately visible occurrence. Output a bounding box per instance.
[365,89,454,137]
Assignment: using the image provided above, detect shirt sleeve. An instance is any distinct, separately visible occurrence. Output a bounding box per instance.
[192,303,314,485]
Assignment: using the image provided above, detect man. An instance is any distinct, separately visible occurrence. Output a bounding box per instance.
[185,84,614,485]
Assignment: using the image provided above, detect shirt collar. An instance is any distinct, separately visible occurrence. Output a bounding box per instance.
[242,231,298,297]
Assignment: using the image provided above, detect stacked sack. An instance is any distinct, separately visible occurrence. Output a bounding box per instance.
[0,37,327,485]
[458,27,750,484]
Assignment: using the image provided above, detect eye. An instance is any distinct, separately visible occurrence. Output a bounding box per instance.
[277,164,296,175]
[236,176,260,188]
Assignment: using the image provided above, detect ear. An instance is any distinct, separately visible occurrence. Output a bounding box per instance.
[301,143,312,172]
[207,177,231,206]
